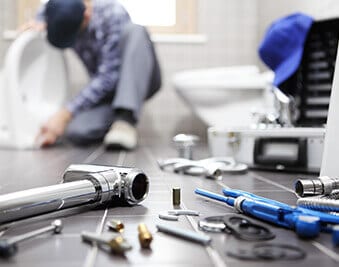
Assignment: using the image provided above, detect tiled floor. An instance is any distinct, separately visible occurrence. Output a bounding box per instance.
[0,139,338,267]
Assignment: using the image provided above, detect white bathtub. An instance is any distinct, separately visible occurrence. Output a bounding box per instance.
[173,66,274,127]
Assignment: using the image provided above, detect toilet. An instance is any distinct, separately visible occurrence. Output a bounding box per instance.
[173,66,274,128]
[0,31,69,149]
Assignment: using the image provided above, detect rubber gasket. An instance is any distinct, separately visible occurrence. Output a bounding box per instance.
[223,215,275,241]
[253,243,306,260]
[227,243,306,261]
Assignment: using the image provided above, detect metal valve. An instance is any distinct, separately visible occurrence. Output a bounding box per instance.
[295,176,339,196]
[173,134,200,159]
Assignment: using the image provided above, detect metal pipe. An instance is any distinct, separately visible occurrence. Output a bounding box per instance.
[297,193,339,212]
[295,176,339,196]
[0,164,149,224]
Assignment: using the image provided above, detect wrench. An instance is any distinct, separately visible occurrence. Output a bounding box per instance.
[0,219,63,258]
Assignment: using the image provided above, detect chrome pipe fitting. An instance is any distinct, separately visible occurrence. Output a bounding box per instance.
[295,176,339,197]
[0,164,149,224]
[173,134,199,160]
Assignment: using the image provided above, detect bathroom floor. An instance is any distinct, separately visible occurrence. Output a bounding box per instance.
[0,137,338,267]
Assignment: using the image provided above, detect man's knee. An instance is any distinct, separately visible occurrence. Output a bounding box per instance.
[121,23,149,44]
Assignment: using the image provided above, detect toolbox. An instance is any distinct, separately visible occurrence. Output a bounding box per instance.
[208,18,339,173]
[208,127,324,173]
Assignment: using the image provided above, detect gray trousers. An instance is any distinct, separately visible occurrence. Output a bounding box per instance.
[65,23,161,145]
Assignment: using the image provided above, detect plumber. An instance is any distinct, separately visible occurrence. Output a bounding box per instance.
[25,0,161,150]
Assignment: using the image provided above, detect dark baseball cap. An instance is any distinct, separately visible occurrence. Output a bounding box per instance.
[46,0,86,48]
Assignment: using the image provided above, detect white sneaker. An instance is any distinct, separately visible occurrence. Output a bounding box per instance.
[103,120,138,150]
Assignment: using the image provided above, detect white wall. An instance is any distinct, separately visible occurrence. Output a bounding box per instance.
[139,0,259,141]
[257,0,339,49]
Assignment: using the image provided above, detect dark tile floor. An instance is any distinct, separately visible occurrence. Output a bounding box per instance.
[0,139,338,267]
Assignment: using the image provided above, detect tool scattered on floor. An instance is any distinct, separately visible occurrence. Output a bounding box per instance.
[158,157,247,179]
[156,224,211,246]
[195,188,339,245]
[172,187,181,206]
[297,192,339,213]
[158,212,179,221]
[295,176,339,196]
[0,164,149,224]
[158,210,200,221]
[198,214,275,241]
[173,134,200,160]
[81,231,132,254]
[138,223,153,249]
[107,220,125,232]
[0,220,63,258]
[227,243,306,261]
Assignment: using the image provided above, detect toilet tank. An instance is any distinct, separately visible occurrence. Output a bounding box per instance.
[0,31,69,148]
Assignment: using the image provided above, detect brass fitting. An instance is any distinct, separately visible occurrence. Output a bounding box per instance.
[108,235,132,254]
[107,220,124,232]
[138,223,153,249]
[172,187,181,206]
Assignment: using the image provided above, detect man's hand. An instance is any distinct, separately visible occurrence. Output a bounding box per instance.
[36,108,72,148]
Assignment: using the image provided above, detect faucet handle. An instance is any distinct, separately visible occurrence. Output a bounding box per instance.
[173,134,200,159]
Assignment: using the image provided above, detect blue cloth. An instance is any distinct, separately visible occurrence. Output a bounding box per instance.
[258,13,314,86]
[38,0,131,115]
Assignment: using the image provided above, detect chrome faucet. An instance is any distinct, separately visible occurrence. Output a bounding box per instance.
[0,164,149,224]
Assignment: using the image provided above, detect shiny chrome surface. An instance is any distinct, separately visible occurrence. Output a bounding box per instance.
[0,164,149,224]
[173,134,199,159]
[273,86,297,126]
[158,157,248,179]
[295,176,339,196]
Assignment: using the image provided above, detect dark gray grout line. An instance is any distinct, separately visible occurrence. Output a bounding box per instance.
[81,146,109,267]
[218,172,339,262]
[143,146,228,267]
[82,150,127,267]
[83,146,106,164]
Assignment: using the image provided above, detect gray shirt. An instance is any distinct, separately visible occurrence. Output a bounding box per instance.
[38,0,131,115]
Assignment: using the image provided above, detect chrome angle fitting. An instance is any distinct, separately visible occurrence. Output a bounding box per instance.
[0,164,149,224]
[295,176,339,197]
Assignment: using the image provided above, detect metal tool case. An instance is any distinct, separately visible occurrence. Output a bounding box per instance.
[208,18,339,173]
[208,127,325,173]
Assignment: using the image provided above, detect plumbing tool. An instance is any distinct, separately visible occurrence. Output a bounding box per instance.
[297,192,339,212]
[195,188,339,244]
[81,231,132,254]
[198,214,275,241]
[295,176,339,196]
[172,187,181,206]
[158,157,247,179]
[0,164,149,224]
[156,224,211,245]
[158,212,179,221]
[107,220,124,232]
[158,210,200,221]
[173,134,200,159]
[138,223,153,249]
[227,243,306,261]
[0,219,62,258]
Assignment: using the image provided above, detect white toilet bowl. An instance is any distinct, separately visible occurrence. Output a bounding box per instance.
[173,66,274,127]
[0,31,69,149]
